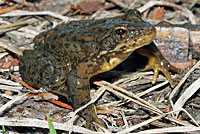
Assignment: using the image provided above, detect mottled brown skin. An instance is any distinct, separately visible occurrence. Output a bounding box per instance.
[19,9,181,128]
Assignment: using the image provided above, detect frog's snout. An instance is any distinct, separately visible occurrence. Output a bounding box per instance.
[143,23,157,39]
[143,22,154,30]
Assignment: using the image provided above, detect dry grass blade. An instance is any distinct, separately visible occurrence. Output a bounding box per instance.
[137,74,177,97]
[137,1,197,24]
[134,126,200,134]
[0,10,70,21]
[189,0,199,9]
[102,81,163,114]
[0,117,105,134]
[0,78,21,86]
[165,116,191,126]
[178,108,199,126]
[173,77,200,118]
[109,0,128,8]
[94,81,163,115]
[120,111,128,129]
[0,52,8,59]
[136,80,169,97]
[0,93,28,115]
[0,20,28,30]
[0,4,25,15]
[0,85,21,92]
[116,115,165,134]
[0,39,22,56]
[170,60,200,102]
[95,81,193,127]
[0,66,19,72]
[9,73,35,90]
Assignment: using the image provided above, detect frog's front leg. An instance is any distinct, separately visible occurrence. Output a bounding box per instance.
[65,70,104,128]
[136,42,182,87]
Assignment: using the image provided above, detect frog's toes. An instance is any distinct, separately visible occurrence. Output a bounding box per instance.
[93,115,105,128]
[83,105,105,129]
[163,63,183,88]
[85,115,105,129]
[161,67,175,88]
[152,63,176,88]
[152,67,159,85]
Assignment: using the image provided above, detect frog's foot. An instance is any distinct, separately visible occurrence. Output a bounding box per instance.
[151,59,182,88]
[82,104,105,129]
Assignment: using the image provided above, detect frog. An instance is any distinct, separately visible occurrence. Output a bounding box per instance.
[19,9,182,128]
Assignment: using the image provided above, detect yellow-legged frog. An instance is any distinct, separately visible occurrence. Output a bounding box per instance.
[19,9,182,128]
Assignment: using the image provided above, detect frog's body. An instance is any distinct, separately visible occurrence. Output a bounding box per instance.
[19,9,182,128]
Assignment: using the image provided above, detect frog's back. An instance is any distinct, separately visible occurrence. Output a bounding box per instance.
[34,13,152,63]
[33,19,113,62]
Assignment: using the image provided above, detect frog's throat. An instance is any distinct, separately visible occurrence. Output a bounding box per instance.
[101,57,123,72]
[99,50,133,73]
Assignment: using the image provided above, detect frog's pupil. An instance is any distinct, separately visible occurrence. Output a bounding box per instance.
[116,29,125,35]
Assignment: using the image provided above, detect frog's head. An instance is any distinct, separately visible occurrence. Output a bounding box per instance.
[100,9,156,54]
[96,9,156,72]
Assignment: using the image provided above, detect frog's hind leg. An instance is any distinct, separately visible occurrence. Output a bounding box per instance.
[135,42,182,88]
[19,50,67,90]
[65,70,105,129]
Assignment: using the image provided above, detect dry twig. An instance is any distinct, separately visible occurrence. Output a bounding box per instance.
[137,1,197,24]
[116,115,165,134]
[173,77,200,118]
[0,10,70,21]
[0,93,28,115]
[170,60,200,105]
[94,81,163,115]
[0,39,22,56]
[133,126,200,134]
[0,117,105,134]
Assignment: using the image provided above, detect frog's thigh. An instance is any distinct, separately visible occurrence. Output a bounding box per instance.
[20,50,67,89]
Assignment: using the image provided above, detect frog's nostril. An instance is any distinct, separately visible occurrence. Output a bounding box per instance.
[144,24,153,30]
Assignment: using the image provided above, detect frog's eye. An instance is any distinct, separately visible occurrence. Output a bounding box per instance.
[116,29,126,35]
[114,26,128,40]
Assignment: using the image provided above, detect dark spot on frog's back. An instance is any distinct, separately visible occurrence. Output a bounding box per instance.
[45,63,51,68]
[50,43,56,49]
[39,72,43,78]
[45,43,49,48]
[71,21,79,27]
[60,33,66,38]
[72,36,77,41]
[59,66,64,71]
